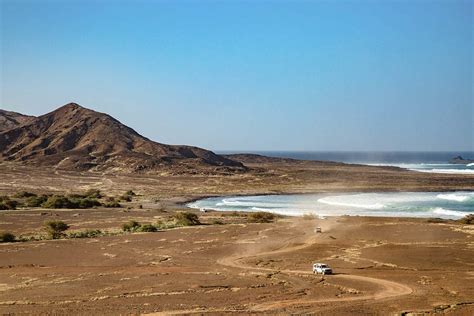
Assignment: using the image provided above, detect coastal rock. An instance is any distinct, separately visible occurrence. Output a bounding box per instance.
[450,156,474,164]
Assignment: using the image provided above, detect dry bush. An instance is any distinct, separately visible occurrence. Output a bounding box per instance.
[0,232,15,243]
[122,220,141,232]
[138,224,158,232]
[44,220,70,239]
[459,214,474,225]
[173,212,201,226]
[248,212,275,223]
[69,229,103,238]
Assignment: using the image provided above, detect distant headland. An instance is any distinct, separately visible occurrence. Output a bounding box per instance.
[450,156,474,164]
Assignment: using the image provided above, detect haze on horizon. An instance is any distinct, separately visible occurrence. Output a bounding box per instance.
[1,0,472,152]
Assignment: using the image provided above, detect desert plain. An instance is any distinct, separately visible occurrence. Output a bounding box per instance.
[0,159,473,315]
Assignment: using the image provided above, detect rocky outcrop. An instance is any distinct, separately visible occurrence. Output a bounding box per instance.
[450,156,474,164]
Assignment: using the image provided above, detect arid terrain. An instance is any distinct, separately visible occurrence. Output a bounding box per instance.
[0,160,473,315]
[0,104,245,173]
[2,0,473,311]
[1,104,473,315]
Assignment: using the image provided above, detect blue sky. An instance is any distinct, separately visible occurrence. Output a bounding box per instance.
[1,0,472,151]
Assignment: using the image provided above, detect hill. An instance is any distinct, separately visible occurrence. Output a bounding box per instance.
[0,109,35,132]
[0,103,245,173]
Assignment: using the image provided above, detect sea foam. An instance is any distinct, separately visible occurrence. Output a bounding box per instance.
[432,208,468,218]
[317,197,384,210]
[188,192,473,219]
[436,193,474,202]
[412,169,474,174]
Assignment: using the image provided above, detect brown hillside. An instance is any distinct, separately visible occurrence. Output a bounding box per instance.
[0,109,36,132]
[0,103,245,173]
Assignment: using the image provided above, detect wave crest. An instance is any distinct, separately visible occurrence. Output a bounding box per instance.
[432,208,469,218]
[436,193,474,203]
[412,169,474,174]
[317,197,384,210]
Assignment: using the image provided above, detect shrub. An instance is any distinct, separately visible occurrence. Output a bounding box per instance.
[120,195,132,202]
[173,212,201,226]
[84,189,102,199]
[248,212,275,223]
[0,198,18,210]
[41,195,101,209]
[155,220,177,230]
[13,191,37,198]
[212,219,224,225]
[104,201,121,208]
[68,229,103,238]
[44,220,70,239]
[122,220,141,232]
[0,232,15,243]
[42,195,76,209]
[459,214,474,225]
[76,198,101,209]
[25,195,49,207]
[138,224,157,232]
[119,190,136,202]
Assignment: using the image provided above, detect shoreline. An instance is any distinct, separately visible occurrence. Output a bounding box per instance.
[177,187,474,206]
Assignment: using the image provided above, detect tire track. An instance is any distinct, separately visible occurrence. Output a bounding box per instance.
[217,223,413,312]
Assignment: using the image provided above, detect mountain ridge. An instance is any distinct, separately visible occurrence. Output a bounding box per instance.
[0,103,246,173]
[0,109,36,132]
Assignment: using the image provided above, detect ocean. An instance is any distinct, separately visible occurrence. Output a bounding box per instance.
[188,192,474,219]
[193,151,474,219]
[219,151,474,174]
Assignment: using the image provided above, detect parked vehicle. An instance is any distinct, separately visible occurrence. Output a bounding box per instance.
[313,263,332,275]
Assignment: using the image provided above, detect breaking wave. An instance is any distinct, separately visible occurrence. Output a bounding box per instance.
[432,208,469,218]
[317,197,384,210]
[436,192,474,203]
[412,169,474,174]
[188,191,474,219]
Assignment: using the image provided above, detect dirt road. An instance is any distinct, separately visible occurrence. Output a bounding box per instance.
[219,221,412,313]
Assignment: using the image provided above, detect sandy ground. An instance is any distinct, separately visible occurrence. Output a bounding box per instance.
[1,161,474,199]
[0,162,473,315]
[1,214,473,315]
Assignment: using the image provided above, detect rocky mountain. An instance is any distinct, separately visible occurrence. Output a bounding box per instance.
[0,109,35,132]
[0,103,245,173]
